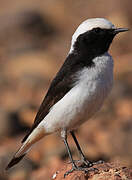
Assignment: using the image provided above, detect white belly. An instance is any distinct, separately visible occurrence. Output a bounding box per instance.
[38,53,113,133]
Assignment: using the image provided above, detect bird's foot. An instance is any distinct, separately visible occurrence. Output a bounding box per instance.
[64,163,98,178]
[81,158,93,168]
[68,159,93,167]
[81,158,104,167]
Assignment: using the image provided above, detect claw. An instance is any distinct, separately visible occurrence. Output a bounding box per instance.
[82,158,104,167]
[82,159,93,167]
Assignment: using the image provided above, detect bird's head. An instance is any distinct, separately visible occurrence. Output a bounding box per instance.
[69,18,128,56]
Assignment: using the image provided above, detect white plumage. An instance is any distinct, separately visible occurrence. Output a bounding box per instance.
[6,18,128,170]
[39,52,113,133]
[15,18,115,158]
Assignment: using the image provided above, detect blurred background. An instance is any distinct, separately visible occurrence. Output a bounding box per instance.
[0,0,132,179]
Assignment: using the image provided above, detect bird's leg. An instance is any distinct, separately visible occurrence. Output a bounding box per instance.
[61,129,76,168]
[70,131,93,167]
[61,129,89,177]
[70,131,104,167]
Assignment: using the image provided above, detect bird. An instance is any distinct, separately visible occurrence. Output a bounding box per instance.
[6,18,128,175]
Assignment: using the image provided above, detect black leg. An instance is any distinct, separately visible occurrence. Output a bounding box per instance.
[70,131,104,167]
[61,129,76,168]
[61,129,90,177]
[70,131,92,167]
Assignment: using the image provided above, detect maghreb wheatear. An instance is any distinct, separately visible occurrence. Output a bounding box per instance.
[6,18,128,175]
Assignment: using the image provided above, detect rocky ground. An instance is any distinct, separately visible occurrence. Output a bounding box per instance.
[0,1,132,180]
[54,162,132,180]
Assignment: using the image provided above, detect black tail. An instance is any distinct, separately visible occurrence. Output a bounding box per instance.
[5,154,26,170]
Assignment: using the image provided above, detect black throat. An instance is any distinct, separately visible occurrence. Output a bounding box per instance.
[71,28,115,67]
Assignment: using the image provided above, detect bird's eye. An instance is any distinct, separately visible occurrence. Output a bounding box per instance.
[94,28,101,33]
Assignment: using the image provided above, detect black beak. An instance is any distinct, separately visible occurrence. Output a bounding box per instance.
[114,28,129,34]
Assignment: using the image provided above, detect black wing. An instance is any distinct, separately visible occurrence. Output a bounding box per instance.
[22,54,82,143]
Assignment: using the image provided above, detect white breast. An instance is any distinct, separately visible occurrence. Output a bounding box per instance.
[73,52,113,125]
[38,53,113,133]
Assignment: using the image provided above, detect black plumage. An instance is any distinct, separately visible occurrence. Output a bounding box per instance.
[6,154,26,170]
[22,28,115,143]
